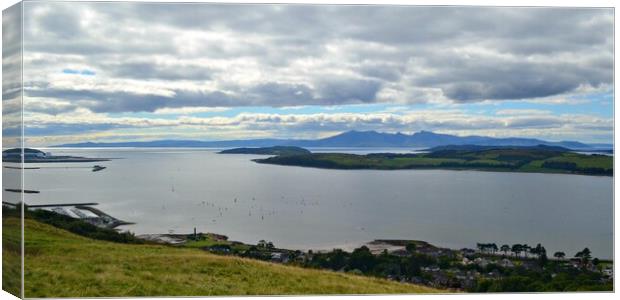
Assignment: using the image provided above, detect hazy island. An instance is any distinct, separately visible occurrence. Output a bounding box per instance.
[241,145,613,176]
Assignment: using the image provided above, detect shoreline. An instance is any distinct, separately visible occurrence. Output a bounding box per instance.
[253,160,614,177]
[132,229,614,261]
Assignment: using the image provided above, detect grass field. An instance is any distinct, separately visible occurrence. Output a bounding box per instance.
[3,217,441,297]
[2,216,21,297]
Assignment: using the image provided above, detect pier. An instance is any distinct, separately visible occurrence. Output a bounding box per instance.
[2,201,133,229]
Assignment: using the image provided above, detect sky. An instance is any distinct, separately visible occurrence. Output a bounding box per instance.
[2,3,614,146]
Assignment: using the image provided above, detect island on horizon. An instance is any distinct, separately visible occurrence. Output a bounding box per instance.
[216,144,614,177]
[50,130,614,150]
[2,148,110,163]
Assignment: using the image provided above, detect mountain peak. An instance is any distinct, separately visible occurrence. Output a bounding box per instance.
[414,130,438,136]
[53,130,606,150]
[341,130,380,135]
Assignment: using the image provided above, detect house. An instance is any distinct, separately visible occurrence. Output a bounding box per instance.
[585,262,598,272]
[486,270,502,279]
[422,266,440,272]
[270,252,289,263]
[568,258,582,269]
[430,272,450,287]
[474,257,490,268]
[461,257,471,265]
[499,258,514,268]
[454,271,478,289]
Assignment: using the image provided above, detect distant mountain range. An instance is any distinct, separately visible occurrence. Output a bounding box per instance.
[52,130,613,150]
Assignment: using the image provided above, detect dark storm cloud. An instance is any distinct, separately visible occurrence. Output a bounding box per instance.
[315,78,383,104]
[248,82,315,106]
[415,53,611,101]
[26,78,382,112]
[357,63,404,82]
[26,87,234,113]
[21,3,613,112]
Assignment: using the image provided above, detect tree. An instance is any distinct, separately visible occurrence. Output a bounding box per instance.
[511,244,522,257]
[257,240,267,248]
[406,242,417,253]
[581,248,592,261]
[349,246,376,273]
[553,251,566,260]
[500,244,510,256]
[531,243,544,258]
[521,244,530,258]
[575,248,592,267]
[537,246,548,267]
[490,243,498,254]
[266,241,275,249]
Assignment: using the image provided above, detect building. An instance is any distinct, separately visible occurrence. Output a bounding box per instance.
[270,252,289,263]
[499,258,515,268]
[474,257,490,268]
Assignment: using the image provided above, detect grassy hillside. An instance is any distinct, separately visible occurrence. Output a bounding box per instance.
[2,216,21,297]
[5,217,440,297]
[254,148,612,176]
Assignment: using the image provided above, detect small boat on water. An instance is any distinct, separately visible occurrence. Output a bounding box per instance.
[92,165,106,172]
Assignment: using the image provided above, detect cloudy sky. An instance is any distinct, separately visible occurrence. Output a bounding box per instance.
[5,2,614,146]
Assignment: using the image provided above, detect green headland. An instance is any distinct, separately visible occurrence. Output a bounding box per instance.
[219,146,311,156]
[251,145,612,176]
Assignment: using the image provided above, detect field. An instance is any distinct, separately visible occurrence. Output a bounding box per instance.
[254,147,613,176]
[2,217,440,297]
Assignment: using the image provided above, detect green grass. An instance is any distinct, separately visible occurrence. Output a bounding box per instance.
[8,218,441,297]
[548,153,613,169]
[2,216,21,297]
[183,237,251,252]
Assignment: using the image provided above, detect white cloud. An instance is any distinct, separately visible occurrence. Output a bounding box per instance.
[10,3,612,146]
[153,107,230,115]
[495,109,552,116]
[20,3,613,112]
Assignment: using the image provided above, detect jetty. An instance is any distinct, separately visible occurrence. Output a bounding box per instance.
[2,201,133,229]
[4,189,40,194]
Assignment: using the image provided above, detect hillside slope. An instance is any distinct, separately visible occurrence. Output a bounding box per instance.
[5,218,440,297]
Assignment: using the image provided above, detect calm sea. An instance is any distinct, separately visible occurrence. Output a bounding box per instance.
[7,148,613,259]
